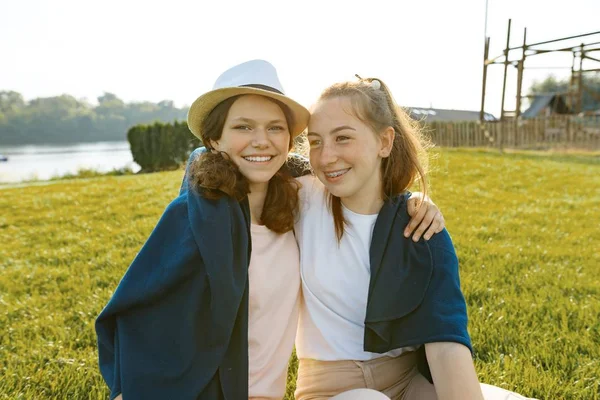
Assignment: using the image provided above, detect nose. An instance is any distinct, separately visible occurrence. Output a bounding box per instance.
[251,127,269,149]
[318,140,338,167]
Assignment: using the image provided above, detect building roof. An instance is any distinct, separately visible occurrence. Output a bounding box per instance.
[522,94,571,119]
[405,106,497,122]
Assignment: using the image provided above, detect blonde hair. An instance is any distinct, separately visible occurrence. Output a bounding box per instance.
[317,77,432,241]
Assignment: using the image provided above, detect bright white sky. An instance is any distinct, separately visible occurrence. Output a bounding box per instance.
[1,0,599,117]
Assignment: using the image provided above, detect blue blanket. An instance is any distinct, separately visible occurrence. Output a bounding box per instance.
[96,184,252,399]
[365,193,472,382]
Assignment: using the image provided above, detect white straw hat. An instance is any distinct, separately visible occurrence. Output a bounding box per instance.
[187,60,309,141]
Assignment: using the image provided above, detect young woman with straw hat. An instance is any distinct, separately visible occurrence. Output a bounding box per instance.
[96,60,446,400]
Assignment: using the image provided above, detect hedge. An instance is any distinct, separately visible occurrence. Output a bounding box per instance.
[127,121,201,172]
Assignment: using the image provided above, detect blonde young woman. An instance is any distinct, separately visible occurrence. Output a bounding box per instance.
[96,60,441,400]
[293,78,534,400]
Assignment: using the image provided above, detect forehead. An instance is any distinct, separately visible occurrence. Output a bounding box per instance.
[309,97,363,129]
[227,95,285,119]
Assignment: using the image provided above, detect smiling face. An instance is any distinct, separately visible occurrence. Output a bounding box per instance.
[307,96,393,211]
[210,95,291,192]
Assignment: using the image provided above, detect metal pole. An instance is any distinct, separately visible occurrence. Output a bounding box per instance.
[570,51,577,111]
[515,28,527,120]
[583,54,600,63]
[500,19,512,121]
[507,30,600,51]
[480,37,490,122]
[578,43,584,113]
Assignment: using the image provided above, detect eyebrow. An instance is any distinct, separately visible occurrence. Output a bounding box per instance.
[229,117,286,124]
[307,125,356,137]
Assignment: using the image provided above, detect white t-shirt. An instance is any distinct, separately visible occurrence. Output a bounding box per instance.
[248,224,300,399]
[294,175,414,361]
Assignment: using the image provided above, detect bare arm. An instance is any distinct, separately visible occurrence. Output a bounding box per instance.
[425,342,483,400]
[114,395,122,400]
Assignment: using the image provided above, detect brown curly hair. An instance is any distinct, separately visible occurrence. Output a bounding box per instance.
[188,95,302,234]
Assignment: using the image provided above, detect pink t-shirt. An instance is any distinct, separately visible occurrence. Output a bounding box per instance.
[248,224,301,399]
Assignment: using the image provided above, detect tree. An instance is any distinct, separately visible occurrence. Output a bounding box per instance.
[528,73,600,111]
[0,91,26,114]
[97,92,124,106]
[0,91,190,145]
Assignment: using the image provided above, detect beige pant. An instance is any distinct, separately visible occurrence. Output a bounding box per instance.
[295,352,537,400]
[295,351,437,400]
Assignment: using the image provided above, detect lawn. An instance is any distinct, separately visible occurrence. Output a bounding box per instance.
[0,149,598,399]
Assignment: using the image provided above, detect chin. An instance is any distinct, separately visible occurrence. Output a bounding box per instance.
[246,171,278,185]
[323,184,353,199]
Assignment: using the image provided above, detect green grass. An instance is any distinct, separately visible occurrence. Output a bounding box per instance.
[1,149,599,399]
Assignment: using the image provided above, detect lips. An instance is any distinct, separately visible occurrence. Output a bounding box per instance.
[243,155,273,162]
[324,168,350,178]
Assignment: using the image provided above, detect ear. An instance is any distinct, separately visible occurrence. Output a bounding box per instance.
[379,127,395,158]
[208,139,220,152]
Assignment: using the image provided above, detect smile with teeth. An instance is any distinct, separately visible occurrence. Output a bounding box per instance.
[324,168,350,178]
[243,156,273,162]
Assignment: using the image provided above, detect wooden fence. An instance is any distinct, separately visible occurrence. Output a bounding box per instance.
[425,115,600,150]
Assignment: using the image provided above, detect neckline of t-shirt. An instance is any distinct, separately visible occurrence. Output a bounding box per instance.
[341,203,379,220]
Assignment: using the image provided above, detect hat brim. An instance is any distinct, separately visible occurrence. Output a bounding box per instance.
[187,87,309,141]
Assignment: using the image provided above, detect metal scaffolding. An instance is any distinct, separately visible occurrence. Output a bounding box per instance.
[480,20,600,123]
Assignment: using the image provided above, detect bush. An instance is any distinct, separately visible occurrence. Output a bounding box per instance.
[127,121,201,172]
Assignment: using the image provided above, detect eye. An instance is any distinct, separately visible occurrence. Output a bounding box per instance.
[336,135,350,142]
[269,125,286,132]
[308,139,321,147]
[233,124,251,130]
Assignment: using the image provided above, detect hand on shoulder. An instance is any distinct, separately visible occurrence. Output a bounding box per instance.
[405,193,445,242]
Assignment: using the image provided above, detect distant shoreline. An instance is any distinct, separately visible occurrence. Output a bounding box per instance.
[0,140,130,156]
[0,141,138,184]
[0,166,137,190]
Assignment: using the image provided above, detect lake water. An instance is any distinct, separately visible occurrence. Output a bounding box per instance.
[0,141,141,183]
